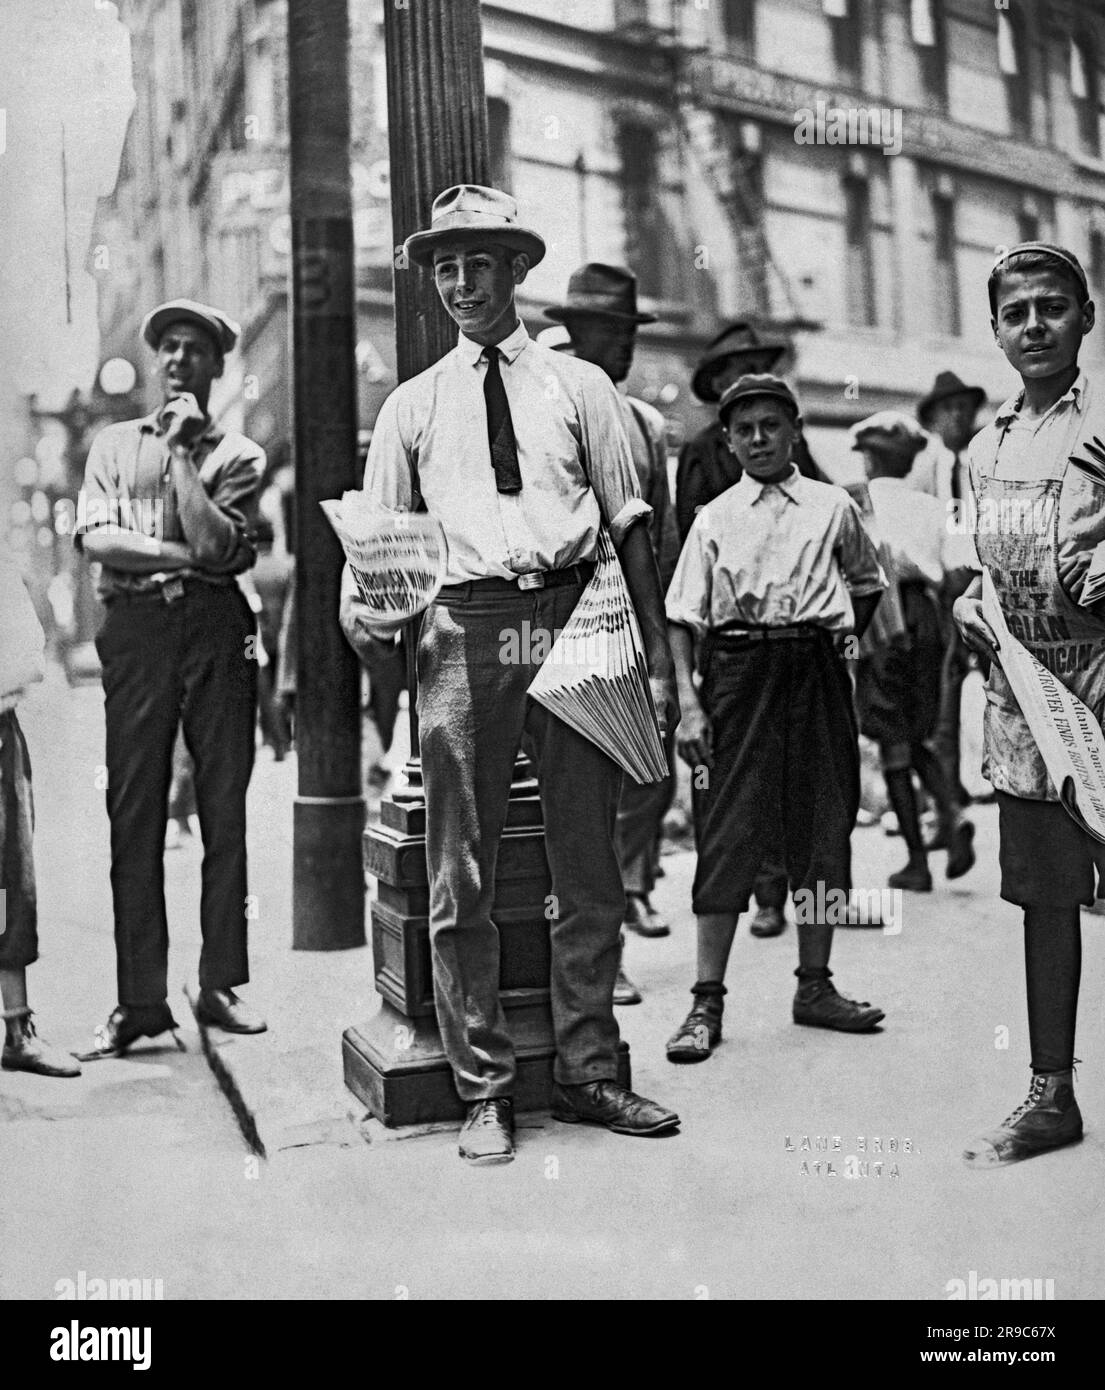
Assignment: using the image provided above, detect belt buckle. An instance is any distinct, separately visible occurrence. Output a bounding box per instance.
[517,571,546,591]
[162,577,185,604]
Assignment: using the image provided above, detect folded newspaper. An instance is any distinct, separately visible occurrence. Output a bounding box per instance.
[528,529,669,785]
[320,493,448,624]
[982,567,1105,843]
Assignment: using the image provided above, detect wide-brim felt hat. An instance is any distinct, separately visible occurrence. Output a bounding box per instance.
[141,298,241,355]
[916,370,985,428]
[692,322,787,403]
[404,184,546,267]
[544,262,658,325]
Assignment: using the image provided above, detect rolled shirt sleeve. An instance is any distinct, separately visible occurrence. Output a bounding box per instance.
[836,498,888,597]
[200,442,266,572]
[362,391,415,512]
[72,430,120,551]
[577,371,652,544]
[664,518,714,639]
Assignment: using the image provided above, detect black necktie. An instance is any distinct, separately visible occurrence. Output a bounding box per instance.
[951,452,962,502]
[482,347,523,494]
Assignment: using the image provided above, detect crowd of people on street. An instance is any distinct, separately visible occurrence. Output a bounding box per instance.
[3,186,1101,1176]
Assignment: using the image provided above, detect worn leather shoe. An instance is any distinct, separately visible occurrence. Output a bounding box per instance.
[963,1071,1083,1168]
[196,988,267,1034]
[749,905,786,938]
[945,820,976,880]
[888,860,932,892]
[2,1011,81,1077]
[76,1003,185,1061]
[458,1097,515,1165]
[623,892,671,938]
[552,1079,680,1135]
[793,972,884,1032]
[666,981,725,1063]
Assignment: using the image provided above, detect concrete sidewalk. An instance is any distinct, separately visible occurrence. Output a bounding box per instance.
[13,667,1105,1298]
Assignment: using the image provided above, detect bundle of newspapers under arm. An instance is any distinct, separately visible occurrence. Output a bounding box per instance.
[528,528,669,785]
[320,492,448,625]
[982,567,1105,843]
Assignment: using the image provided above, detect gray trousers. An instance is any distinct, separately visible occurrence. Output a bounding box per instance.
[417,581,625,1102]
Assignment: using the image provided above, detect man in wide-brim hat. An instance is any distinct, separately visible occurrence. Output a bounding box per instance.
[547,263,681,992]
[908,369,988,811]
[341,185,682,1164]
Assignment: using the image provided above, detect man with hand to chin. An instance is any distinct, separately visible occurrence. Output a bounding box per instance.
[340,185,682,1165]
[75,299,268,1061]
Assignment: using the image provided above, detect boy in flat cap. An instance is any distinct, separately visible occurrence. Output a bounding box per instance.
[664,375,887,1061]
[955,242,1105,1166]
[342,186,681,1164]
[547,262,680,992]
[851,411,975,892]
[75,298,268,1058]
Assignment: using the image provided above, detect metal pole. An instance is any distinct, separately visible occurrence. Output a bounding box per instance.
[382,0,490,775]
[288,0,365,950]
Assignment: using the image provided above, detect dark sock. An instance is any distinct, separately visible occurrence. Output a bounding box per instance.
[913,743,958,832]
[1024,906,1081,1073]
[885,767,925,860]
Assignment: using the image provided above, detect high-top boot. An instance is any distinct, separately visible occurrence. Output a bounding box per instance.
[963,1070,1083,1168]
[666,981,726,1063]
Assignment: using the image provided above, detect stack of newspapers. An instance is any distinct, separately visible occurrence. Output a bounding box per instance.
[320,493,448,624]
[529,528,669,785]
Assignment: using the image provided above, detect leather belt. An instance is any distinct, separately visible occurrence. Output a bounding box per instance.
[438,561,595,600]
[109,577,221,605]
[711,623,826,646]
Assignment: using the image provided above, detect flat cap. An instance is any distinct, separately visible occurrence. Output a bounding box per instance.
[718,373,799,422]
[850,410,928,458]
[141,299,241,355]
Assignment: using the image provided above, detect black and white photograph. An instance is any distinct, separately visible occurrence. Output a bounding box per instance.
[1,0,1103,1334]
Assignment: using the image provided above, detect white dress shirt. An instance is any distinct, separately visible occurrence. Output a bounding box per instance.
[362,320,650,583]
[865,476,946,587]
[666,467,886,637]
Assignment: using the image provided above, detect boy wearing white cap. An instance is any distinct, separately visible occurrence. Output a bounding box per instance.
[74,299,268,1058]
[851,411,975,891]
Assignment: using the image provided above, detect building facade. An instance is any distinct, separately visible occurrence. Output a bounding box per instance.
[91,0,1105,480]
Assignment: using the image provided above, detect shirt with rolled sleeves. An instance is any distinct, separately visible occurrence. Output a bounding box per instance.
[74,411,265,597]
[666,466,887,638]
[361,320,651,583]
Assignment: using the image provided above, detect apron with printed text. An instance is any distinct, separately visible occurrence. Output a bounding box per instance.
[974,438,1105,800]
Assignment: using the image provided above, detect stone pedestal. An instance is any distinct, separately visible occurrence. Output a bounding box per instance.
[343,760,630,1126]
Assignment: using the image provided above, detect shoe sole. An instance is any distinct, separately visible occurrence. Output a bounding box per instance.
[195,1011,267,1034]
[460,1150,516,1165]
[962,1130,1083,1168]
[666,1047,715,1064]
[551,1108,680,1135]
[1,1059,82,1077]
[624,925,671,938]
[793,1011,885,1033]
[613,995,642,1006]
[749,925,786,937]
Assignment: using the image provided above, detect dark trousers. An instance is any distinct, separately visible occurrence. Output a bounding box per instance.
[615,724,674,897]
[95,583,257,1006]
[933,623,971,800]
[417,581,625,1102]
[0,711,37,970]
[692,634,859,915]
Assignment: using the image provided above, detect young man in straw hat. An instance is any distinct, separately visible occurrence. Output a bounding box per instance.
[341,186,681,1164]
[74,299,268,1059]
[546,262,680,999]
